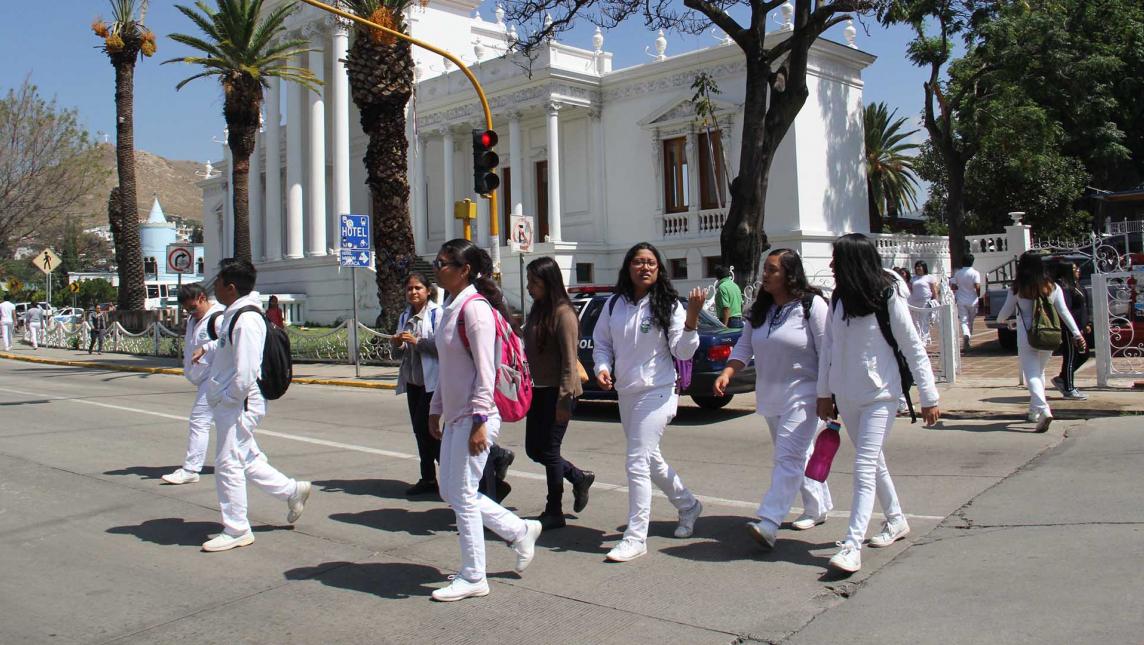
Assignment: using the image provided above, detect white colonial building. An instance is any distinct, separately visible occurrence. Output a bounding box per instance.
[200,0,877,324]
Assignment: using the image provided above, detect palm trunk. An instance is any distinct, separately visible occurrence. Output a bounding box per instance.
[868,178,883,233]
[111,55,146,311]
[225,84,261,264]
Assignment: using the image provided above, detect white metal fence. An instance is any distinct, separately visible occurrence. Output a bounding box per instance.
[1092,271,1144,386]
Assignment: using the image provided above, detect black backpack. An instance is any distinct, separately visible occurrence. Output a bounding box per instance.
[204,311,225,341]
[226,305,292,400]
[872,287,917,423]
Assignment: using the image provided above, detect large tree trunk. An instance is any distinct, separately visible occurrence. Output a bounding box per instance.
[111,55,146,311]
[867,178,883,232]
[944,155,967,267]
[225,80,261,264]
[346,24,417,332]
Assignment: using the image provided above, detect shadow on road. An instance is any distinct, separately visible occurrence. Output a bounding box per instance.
[284,561,443,599]
[535,522,612,556]
[104,465,214,479]
[655,515,835,567]
[572,400,753,426]
[107,518,222,546]
[925,421,1033,433]
[313,478,426,501]
[329,507,456,536]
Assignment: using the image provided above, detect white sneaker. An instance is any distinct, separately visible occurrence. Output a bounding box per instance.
[828,542,861,573]
[791,513,827,531]
[605,538,647,562]
[1026,409,1038,423]
[510,520,543,572]
[287,480,311,524]
[431,576,489,602]
[202,531,254,552]
[1050,376,1068,396]
[868,518,910,548]
[674,499,703,538]
[1064,389,1088,401]
[1035,413,1053,433]
[746,520,776,550]
[161,468,200,485]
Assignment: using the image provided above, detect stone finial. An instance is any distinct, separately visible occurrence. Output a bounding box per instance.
[592,26,604,52]
[844,19,857,47]
[647,29,667,61]
[495,4,505,26]
[779,1,794,31]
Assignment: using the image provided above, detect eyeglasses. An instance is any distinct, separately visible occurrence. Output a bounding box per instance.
[432,258,460,271]
[629,259,658,269]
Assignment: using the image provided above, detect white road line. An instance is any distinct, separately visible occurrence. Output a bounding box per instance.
[0,385,948,521]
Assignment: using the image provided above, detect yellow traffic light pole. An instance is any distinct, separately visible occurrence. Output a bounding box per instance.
[295,0,501,263]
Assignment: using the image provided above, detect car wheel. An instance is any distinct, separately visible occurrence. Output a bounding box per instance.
[691,394,733,410]
[997,328,1017,352]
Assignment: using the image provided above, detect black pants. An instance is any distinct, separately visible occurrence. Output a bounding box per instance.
[405,384,440,482]
[525,387,584,514]
[1057,337,1089,391]
[88,330,104,353]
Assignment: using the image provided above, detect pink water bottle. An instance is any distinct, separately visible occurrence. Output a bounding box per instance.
[805,420,842,483]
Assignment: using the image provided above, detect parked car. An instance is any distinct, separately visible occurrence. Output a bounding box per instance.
[569,287,756,409]
[984,253,1095,351]
[53,307,83,324]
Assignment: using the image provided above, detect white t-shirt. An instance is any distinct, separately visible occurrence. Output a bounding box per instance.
[0,301,15,324]
[952,267,981,306]
[909,275,938,306]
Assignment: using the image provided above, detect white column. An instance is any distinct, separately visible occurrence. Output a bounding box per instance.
[285,57,305,259]
[306,45,327,257]
[249,128,263,262]
[332,25,351,222]
[413,134,427,251]
[223,140,233,256]
[442,127,455,241]
[685,130,700,233]
[590,109,607,237]
[545,102,562,242]
[508,113,523,216]
[264,78,283,262]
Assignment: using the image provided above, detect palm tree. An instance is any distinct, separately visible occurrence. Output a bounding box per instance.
[166,0,318,263]
[865,102,921,233]
[340,0,419,331]
[93,0,155,311]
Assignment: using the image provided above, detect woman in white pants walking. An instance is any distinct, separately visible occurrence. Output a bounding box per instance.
[713,249,832,551]
[908,261,940,345]
[994,252,1085,432]
[592,242,705,563]
[428,239,541,602]
[816,234,941,574]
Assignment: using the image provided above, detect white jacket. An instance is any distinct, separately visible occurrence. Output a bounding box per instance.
[395,301,441,394]
[817,280,940,408]
[0,301,15,324]
[429,285,498,426]
[183,303,224,387]
[206,291,265,409]
[592,294,699,395]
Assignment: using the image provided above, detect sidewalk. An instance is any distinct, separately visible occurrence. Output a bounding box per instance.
[0,345,398,390]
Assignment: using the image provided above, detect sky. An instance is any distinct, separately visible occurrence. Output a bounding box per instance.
[0,0,930,167]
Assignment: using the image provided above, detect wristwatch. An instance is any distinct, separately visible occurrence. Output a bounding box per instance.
[471,413,488,425]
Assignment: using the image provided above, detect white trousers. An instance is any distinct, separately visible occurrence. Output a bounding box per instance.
[1017,327,1053,417]
[439,415,527,583]
[619,387,697,543]
[27,322,41,348]
[1,322,12,350]
[957,303,977,339]
[757,404,833,529]
[837,398,903,550]
[212,395,297,535]
[183,384,213,472]
[910,306,933,345]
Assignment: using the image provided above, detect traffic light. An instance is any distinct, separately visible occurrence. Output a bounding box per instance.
[472,129,500,196]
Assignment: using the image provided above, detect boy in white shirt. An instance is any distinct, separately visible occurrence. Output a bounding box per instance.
[0,295,15,351]
[951,254,982,351]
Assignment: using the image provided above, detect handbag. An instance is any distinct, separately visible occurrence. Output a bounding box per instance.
[576,358,589,384]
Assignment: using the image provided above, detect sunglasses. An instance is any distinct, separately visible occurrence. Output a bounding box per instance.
[432,258,461,271]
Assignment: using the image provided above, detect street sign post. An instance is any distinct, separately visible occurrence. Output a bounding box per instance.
[510,216,535,313]
[167,244,196,325]
[340,214,372,377]
[32,248,61,306]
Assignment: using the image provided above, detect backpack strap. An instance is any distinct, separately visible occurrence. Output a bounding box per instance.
[227,305,266,343]
[874,287,917,423]
[456,293,488,351]
[205,311,224,341]
[607,294,619,316]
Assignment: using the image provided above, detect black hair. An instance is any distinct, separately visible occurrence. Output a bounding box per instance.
[403,271,436,304]
[439,238,520,334]
[2,294,9,301]
[830,233,895,320]
[714,265,729,280]
[962,253,976,268]
[748,249,822,328]
[1053,261,1078,290]
[914,260,929,275]
[217,258,256,296]
[894,267,911,284]
[615,242,677,334]
[1013,252,1052,299]
[177,282,208,305]
[525,256,572,352]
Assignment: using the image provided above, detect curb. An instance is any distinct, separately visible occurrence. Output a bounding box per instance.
[0,352,395,390]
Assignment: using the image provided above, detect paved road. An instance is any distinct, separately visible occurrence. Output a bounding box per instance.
[0,360,1121,643]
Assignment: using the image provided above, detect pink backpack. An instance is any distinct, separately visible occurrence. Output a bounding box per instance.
[457,293,532,422]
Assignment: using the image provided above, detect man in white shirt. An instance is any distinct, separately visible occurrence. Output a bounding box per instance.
[24,304,44,350]
[951,254,982,351]
[162,283,224,486]
[0,295,15,351]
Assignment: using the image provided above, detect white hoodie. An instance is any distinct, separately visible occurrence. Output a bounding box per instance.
[592,294,699,395]
[206,291,265,409]
[183,303,224,387]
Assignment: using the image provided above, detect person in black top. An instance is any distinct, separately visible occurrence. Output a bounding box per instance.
[1052,262,1089,400]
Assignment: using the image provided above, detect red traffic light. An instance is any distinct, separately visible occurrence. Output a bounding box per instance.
[472,129,500,195]
[478,130,498,148]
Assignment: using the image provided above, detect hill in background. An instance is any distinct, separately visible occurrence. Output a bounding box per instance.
[74,143,205,227]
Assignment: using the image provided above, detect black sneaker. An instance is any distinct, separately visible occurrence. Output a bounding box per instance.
[494,480,512,504]
[405,479,438,496]
[538,511,566,530]
[494,448,515,482]
[572,471,595,513]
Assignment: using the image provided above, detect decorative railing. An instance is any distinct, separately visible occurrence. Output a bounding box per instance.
[656,208,727,239]
[965,234,1008,254]
[657,212,690,238]
[696,208,726,235]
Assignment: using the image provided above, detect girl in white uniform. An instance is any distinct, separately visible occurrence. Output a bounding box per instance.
[714,249,833,550]
[592,242,705,563]
[994,252,1085,432]
[428,239,542,602]
[908,261,939,345]
[816,234,941,574]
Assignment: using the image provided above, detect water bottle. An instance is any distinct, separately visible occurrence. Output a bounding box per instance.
[805,420,842,483]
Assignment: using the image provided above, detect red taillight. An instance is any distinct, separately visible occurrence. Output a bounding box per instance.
[706,344,732,362]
